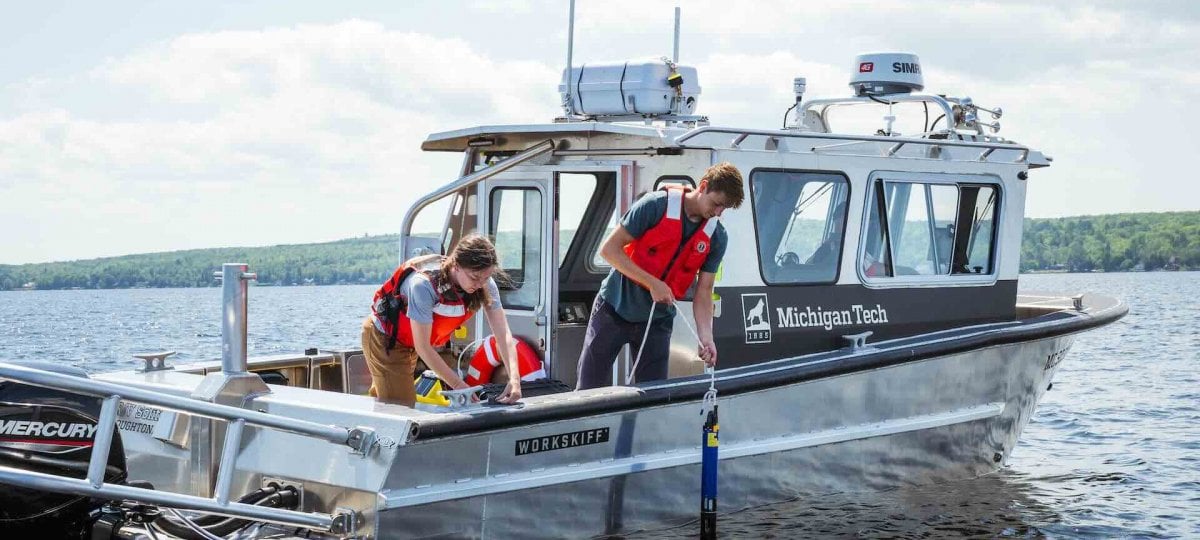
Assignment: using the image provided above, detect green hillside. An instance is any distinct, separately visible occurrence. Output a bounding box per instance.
[1021,212,1198,272]
[2,211,1196,290]
[0,235,400,290]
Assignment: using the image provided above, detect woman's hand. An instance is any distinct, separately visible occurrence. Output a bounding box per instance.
[494,379,522,404]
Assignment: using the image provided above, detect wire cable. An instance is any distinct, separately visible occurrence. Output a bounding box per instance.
[163,508,224,540]
[930,114,945,131]
[781,102,799,129]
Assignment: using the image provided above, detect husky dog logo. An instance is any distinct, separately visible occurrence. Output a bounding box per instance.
[740,293,771,344]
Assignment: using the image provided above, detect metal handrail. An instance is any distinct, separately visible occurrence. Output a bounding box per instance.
[0,362,360,448]
[673,126,1028,154]
[399,139,556,259]
[799,94,958,130]
[0,361,368,534]
[0,464,341,531]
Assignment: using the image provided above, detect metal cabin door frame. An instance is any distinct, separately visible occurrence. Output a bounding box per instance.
[477,161,634,383]
[544,161,634,385]
[480,170,556,371]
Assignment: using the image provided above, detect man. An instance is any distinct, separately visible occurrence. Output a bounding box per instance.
[576,162,745,389]
[805,200,848,270]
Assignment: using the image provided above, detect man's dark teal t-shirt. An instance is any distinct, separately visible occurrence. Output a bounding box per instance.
[598,191,727,323]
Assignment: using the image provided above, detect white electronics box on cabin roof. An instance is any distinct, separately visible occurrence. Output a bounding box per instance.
[849,52,924,96]
[560,59,701,116]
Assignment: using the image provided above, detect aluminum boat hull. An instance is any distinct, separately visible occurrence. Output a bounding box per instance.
[377,335,1072,538]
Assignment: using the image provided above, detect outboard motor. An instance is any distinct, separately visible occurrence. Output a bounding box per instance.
[0,362,127,538]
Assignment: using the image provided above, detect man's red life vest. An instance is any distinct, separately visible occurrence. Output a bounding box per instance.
[623,186,719,299]
[372,258,474,350]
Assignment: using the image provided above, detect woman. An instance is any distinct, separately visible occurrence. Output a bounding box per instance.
[361,234,522,407]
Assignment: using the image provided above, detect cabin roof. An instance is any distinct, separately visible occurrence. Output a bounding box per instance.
[421,121,1050,169]
[421,122,686,152]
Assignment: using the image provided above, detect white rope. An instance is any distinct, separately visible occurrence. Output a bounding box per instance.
[626,302,658,385]
[701,365,718,413]
[627,300,709,386]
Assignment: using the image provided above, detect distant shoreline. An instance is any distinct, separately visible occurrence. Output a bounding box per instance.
[3,269,1194,292]
[3,211,1197,291]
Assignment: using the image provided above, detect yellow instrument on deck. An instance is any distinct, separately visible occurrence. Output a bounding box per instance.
[414,370,450,407]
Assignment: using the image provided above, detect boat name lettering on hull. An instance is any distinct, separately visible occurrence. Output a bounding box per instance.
[1044,347,1070,370]
[117,403,164,434]
[775,304,889,330]
[515,427,610,456]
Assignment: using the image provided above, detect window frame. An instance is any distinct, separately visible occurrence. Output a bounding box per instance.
[747,167,853,287]
[487,185,543,309]
[857,171,1003,288]
[554,172,603,268]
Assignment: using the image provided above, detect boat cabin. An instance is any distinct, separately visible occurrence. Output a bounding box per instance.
[402,53,1048,389]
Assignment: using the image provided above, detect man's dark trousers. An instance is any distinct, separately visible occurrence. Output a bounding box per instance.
[575,297,673,389]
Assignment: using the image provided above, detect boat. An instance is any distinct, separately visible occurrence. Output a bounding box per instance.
[0,11,1126,540]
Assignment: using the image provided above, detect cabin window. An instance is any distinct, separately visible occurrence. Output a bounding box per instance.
[489,187,542,309]
[749,170,851,284]
[557,173,600,267]
[861,179,999,279]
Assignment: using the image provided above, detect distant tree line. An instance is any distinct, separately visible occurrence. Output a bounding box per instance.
[0,235,400,291]
[2,212,1196,290]
[1020,212,1198,272]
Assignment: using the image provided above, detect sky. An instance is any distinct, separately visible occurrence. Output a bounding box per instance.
[1,0,1197,265]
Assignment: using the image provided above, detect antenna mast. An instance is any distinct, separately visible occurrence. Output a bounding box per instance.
[563,0,577,121]
[673,6,681,62]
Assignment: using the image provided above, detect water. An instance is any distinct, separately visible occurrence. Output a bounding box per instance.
[0,285,375,371]
[1,273,1197,538]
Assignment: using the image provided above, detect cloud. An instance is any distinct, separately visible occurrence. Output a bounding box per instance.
[0,20,559,263]
[2,4,1196,263]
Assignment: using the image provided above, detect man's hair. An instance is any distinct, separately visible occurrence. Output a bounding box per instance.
[701,162,745,209]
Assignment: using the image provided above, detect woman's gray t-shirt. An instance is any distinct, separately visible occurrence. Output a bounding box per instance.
[401,273,502,324]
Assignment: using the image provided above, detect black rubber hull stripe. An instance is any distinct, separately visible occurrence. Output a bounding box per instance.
[416,300,1126,439]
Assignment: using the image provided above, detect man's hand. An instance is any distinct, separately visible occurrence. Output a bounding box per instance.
[698,338,718,367]
[495,379,523,404]
[649,279,675,304]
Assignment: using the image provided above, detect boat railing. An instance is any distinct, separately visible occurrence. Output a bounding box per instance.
[400,139,555,260]
[673,126,1039,165]
[0,360,373,536]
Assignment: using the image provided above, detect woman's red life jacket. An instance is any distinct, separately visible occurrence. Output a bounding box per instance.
[372,258,474,350]
[623,186,719,299]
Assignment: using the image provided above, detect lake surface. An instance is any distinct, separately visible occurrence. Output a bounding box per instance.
[1,272,1197,538]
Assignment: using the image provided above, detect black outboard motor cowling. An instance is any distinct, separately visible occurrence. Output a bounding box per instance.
[0,363,127,538]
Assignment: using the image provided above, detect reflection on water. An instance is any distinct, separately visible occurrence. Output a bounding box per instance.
[624,471,1062,539]
[1,273,1197,537]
